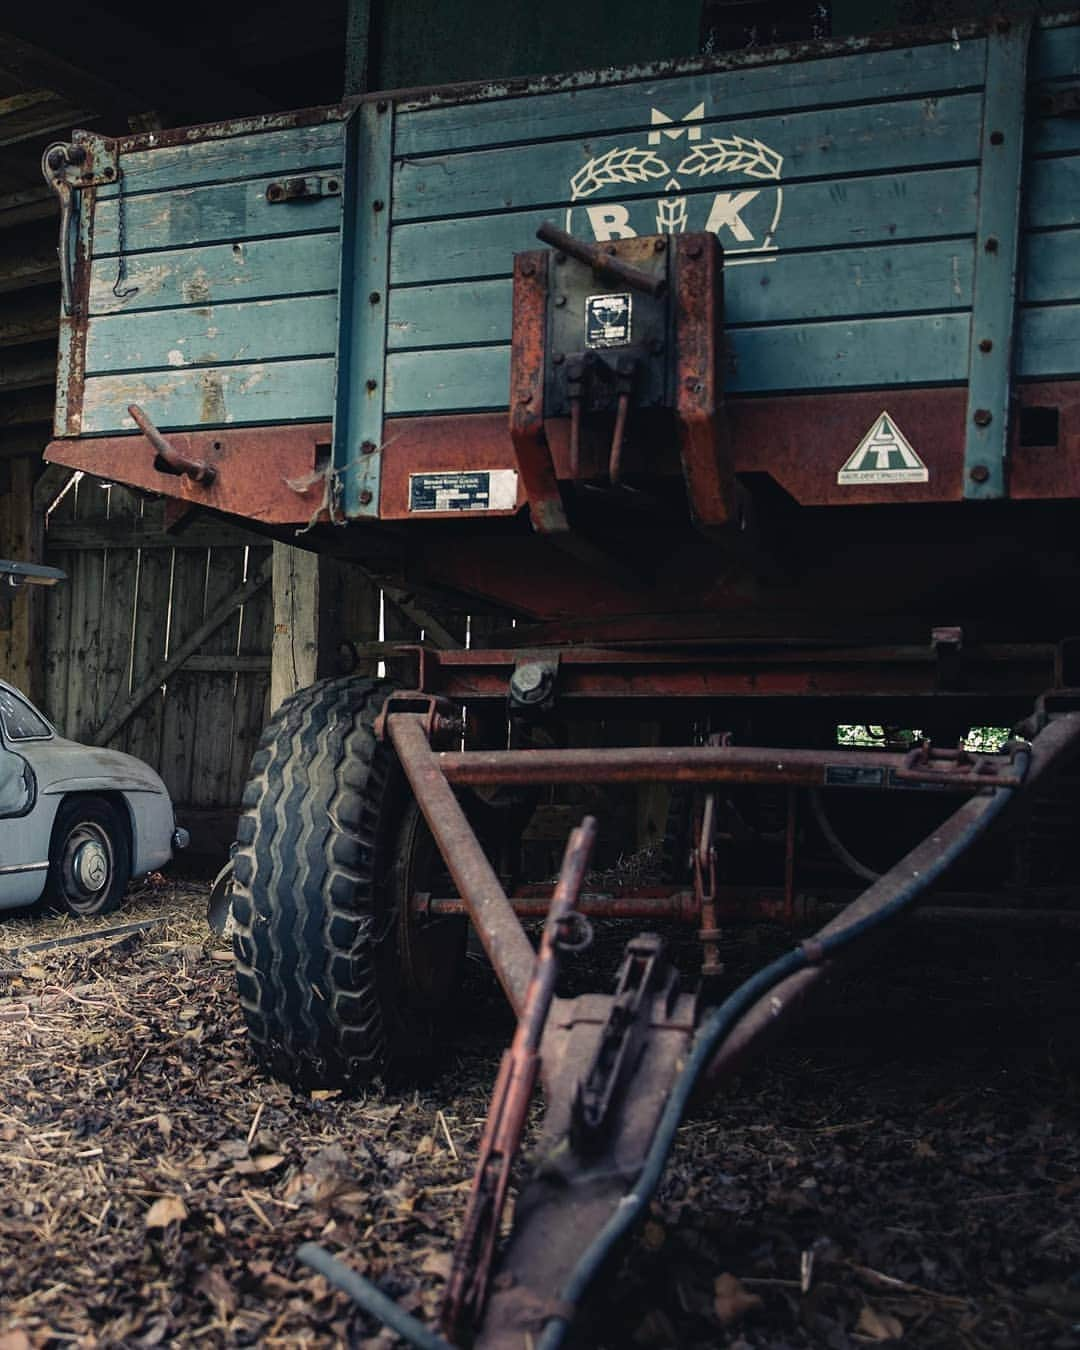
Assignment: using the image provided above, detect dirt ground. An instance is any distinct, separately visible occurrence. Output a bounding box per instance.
[0,880,1077,1349]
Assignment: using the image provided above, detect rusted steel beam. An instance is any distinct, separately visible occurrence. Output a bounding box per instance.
[417,890,702,923]
[700,712,1080,1092]
[386,712,536,1018]
[435,742,1022,789]
[442,816,597,1342]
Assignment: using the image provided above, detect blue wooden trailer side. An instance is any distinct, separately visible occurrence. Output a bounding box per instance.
[43,15,1080,547]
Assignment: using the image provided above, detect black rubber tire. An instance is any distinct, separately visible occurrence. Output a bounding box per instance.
[231,675,432,1090]
[43,795,131,917]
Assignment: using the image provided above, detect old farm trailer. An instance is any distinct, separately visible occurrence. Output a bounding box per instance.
[40,11,1080,1346]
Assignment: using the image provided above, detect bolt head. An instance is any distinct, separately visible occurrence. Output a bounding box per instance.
[973,408,993,427]
[969,463,991,483]
[369,290,381,304]
[359,488,373,505]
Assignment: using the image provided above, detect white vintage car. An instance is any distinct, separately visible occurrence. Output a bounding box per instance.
[0,679,187,915]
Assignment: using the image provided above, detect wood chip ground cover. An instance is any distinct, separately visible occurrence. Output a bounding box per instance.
[0,882,1076,1348]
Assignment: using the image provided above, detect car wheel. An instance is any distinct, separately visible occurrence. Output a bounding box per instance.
[44,796,131,917]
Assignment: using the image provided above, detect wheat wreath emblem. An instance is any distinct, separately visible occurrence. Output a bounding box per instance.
[567,130,784,251]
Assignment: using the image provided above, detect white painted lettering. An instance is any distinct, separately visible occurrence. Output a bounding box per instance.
[704,190,760,242]
[585,204,637,240]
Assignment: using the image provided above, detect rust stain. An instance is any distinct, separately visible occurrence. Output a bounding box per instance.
[199,370,227,424]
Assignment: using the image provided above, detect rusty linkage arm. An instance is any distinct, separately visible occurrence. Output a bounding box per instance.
[127,404,218,486]
[441,817,597,1342]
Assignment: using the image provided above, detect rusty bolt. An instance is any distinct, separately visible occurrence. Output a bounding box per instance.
[654,238,667,252]
[103,166,115,179]
[969,464,991,483]
[366,378,378,391]
[554,295,567,307]
[68,146,87,166]
[359,489,373,505]
[360,440,376,455]
[266,184,284,202]
[973,408,993,427]
[990,130,1004,146]
[985,236,999,254]
[520,259,535,277]
[372,198,384,212]
[369,290,381,304]
[553,352,564,365]
[979,338,993,353]
[685,241,702,259]
[605,244,617,255]
[684,377,703,394]
[46,148,66,171]
[519,393,534,406]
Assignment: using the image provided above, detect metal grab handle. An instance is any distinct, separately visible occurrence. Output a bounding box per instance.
[42,143,85,316]
[536,220,667,297]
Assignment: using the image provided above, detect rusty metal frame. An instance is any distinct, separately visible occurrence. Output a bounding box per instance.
[510,250,568,534]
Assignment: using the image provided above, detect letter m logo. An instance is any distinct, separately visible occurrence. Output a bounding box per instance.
[648,102,705,145]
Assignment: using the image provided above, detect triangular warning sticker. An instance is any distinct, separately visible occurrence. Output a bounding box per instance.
[837,412,928,485]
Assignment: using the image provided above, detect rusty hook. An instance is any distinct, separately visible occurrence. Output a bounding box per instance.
[127,404,217,486]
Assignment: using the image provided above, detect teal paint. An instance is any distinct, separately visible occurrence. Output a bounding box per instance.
[393,38,986,158]
[87,233,341,316]
[95,123,345,200]
[388,168,980,285]
[391,92,985,223]
[1021,228,1080,303]
[85,294,338,374]
[93,180,343,256]
[80,358,336,434]
[384,312,972,415]
[963,16,1031,500]
[1018,303,1080,378]
[332,102,393,519]
[387,239,975,351]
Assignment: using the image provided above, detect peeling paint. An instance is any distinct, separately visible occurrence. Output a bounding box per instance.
[167,349,186,367]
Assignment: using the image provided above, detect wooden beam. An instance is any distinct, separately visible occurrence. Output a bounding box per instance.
[92,559,271,747]
[46,518,268,551]
[0,389,51,428]
[0,239,57,294]
[0,286,59,347]
[0,188,54,231]
[0,349,55,393]
[0,455,37,696]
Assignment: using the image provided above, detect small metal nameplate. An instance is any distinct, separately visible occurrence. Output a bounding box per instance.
[585,293,632,348]
[408,469,518,513]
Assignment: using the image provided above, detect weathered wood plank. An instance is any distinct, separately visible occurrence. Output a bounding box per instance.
[1028,156,1080,229]
[189,547,245,807]
[228,544,272,803]
[92,180,343,257]
[387,239,976,352]
[157,549,206,803]
[80,357,336,434]
[394,38,986,157]
[385,310,971,413]
[101,121,344,199]
[85,294,337,375]
[1017,302,1080,378]
[391,93,984,223]
[63,480,105,741]
[389,167,980,285]
[1022,227,1080,303]
[92,486,139,746]
[46,516,269,551]
[87,232,340,317]
[121,529,169,769]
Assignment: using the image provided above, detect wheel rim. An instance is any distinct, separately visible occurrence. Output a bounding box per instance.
[60,821,113,909]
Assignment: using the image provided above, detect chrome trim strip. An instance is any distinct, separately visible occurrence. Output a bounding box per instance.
[0,861,48,876]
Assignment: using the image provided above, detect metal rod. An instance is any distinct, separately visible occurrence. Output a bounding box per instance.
[128,403,217,485]
[417,890,702,922]
[435,743,1020,790]
[387,713,537,1018]
[536,221,667,297]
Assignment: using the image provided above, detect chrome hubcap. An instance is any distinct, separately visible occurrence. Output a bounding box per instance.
[73,838,109,892]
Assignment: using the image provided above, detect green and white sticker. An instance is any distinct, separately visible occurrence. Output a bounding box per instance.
[837,412,928,485]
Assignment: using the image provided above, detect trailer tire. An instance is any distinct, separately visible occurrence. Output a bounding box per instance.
[231,675,425,1090]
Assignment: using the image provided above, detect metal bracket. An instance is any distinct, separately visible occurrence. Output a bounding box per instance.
[963,15,1033,500]
[333,101,393,519]
[266,174,343,203]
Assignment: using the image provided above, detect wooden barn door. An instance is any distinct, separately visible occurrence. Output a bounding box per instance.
[41,470,273,857]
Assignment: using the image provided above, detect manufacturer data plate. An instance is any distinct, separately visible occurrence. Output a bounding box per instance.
[408,469,518,513]
[585,293,632,348]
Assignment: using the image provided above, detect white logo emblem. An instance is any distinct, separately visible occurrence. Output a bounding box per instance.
[837,413,929,485]
[566,103,783,264]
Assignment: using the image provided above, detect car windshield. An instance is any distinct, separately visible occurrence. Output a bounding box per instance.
[0,687,52,741]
